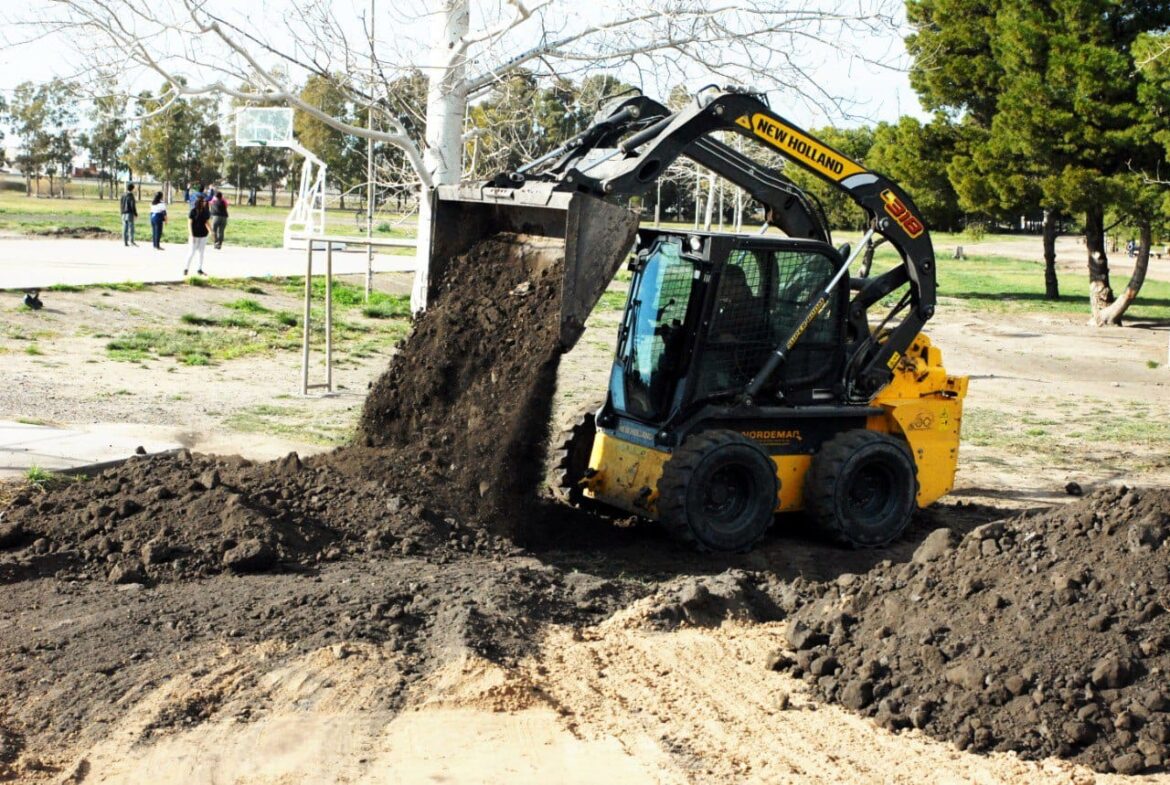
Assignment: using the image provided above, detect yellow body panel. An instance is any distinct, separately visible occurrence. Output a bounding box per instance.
[584,332,967,518]
[869,333,967,506]
[584,431,671,517]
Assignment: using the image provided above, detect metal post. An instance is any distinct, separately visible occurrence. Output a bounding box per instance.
[325,241,334,392]
[301,242,313,396]
[365,0,376,302]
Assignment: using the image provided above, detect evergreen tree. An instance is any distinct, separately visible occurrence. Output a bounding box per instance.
[905,0,1170,318]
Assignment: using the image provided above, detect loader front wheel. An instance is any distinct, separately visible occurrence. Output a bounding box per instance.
[551,403,602,510]
[658,430,778,552]
[806,430,918,548]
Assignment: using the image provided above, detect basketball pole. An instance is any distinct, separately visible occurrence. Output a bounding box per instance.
[365,0,375,302]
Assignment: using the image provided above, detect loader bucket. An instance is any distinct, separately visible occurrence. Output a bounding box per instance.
[428,183,639,350]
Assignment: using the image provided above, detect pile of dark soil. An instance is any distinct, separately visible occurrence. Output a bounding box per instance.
[32,226,117,240]
[355,232,567,530]
[1,231,570,585]
[0,450,512,585]
[777,486,1170,775]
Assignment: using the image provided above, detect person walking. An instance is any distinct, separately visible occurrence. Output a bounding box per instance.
[209,191,229,249]
[188,183,205,208]
[183,194,212,276]
[120,183,138,247]
[149,192,168,250]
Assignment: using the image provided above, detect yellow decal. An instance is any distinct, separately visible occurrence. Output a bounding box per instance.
[938,407,951,429]
[745,113,865,181]
[880,189,925,238]
[785,299,828,349]
[743,429,803,443]
[886,350,901,369]
[735,114,752,130]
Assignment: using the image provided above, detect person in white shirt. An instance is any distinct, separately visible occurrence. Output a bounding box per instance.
[149,192,168,250]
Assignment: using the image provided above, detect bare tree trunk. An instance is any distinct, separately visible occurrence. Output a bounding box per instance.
[1084,204,1114,324]
[703,171,715,231]
[1094,219,1151,326]
[270,182,277,207]
[412,0,470,314]
[1042,209,1059,300]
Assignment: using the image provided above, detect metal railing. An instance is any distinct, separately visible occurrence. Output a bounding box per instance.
[289,233,418,396]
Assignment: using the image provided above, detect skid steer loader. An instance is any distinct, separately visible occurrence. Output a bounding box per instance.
[424,87,966,551]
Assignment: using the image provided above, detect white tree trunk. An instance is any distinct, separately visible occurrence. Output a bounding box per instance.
[411,0,470,314]
[703,171,715,231]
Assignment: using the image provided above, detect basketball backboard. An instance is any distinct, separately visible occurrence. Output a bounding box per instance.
[235,107,294,147]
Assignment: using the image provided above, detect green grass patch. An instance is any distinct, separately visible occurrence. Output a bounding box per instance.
[223,404,352,446]
[224,298,271,314]
[106,327,272,365]
[596,290,629,312]
[25,344,43,356]
[0,189,414,249]
[362,295,411,319]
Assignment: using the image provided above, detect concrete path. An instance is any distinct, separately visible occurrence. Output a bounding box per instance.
[0,421,183,478]
[0,236,416,290]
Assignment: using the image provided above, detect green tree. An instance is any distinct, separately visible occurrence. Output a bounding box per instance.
[7,79,77,197]
[0,96,7,168]
[295,74,360,209]
[129,87,196,192]
[130,84,224,196]
[905,0,1170,320]
[782,126,876,231]
[81,92,127,200]
[867,116,964,231]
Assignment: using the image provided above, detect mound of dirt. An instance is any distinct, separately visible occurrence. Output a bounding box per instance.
[355,233,567,531]
[777,486,1170,775]
[0,450,513,585]
[32,226,117,240]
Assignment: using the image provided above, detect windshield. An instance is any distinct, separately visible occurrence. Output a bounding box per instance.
[614,239,696,422]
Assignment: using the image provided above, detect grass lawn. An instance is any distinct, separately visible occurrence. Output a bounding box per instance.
[103,277,412,366]
[0,189,416,249]
[852,246,1170,322]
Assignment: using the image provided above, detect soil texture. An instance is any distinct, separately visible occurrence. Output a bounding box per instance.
[779,486,1170,775]
[356,233,568,531]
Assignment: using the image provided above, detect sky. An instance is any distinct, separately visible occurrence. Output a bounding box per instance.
[0,1,928,160]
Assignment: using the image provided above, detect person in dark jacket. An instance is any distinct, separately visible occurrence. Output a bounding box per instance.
[183,195,212,276]
[209,192,229,249]
[120,184,138,247]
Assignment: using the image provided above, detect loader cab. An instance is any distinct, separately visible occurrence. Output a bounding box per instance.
[607,229,849,430]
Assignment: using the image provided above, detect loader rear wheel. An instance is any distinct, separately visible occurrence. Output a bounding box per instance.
[551,403,602,510]
[658,430,778,552]
[806,430,918,548]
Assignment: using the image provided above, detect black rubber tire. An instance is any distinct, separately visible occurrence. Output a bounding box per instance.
[551,403,603,510]
[658,429,779,552]
[805,430,918,548]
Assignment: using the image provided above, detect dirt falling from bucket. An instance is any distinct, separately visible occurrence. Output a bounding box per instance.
[352,232,570,534]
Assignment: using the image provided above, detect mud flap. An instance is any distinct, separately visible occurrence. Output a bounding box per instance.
[428,183,639,350]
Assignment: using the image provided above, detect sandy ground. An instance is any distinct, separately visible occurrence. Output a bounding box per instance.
[3,254,1170,784]
[1,273,414,470]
